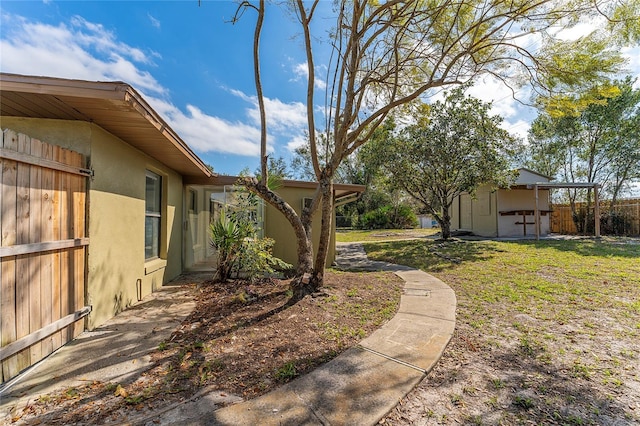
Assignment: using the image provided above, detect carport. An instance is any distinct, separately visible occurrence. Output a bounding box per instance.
[530,182,600,240]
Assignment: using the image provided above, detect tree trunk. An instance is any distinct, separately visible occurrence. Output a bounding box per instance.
[311,177,333,287]
[241,177,313,275]
[441,209,452,240]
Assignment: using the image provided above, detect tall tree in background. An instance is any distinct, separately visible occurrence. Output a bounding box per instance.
[234,0,640,298]
[526,77,640,231]
[290,120,406,229]
[383,87,517,239]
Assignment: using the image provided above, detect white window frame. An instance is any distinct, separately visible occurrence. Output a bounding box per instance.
[145,170,162,260]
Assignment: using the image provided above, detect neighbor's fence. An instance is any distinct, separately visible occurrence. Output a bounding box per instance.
[550,199,640,236]
[1,129,90,383]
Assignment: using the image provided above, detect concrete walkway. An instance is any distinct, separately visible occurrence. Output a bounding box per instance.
[1,243,456,426]
[201,243,456,426]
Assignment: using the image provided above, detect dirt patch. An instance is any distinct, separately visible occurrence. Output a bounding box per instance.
[382,288,640,425]
[8,270,404,425]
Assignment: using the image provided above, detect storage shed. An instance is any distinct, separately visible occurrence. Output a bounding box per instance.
[450,168,553,238]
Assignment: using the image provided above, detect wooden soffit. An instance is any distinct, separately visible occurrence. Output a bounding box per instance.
[0,73,212,178]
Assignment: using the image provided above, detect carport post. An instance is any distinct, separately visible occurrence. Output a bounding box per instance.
[594,184,600,238]
[534,184,540,240]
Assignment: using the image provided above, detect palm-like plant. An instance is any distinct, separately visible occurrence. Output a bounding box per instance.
[210,215,245,282]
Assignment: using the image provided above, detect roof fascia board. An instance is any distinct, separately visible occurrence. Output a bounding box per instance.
[527,182,598,189]
[121,89,212,178]
[1,73,212,178]
[0,73,128,100]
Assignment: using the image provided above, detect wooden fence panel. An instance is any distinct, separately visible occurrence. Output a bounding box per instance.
[40,142,54,358]
[0,129,89,383]
[551,200,640,236]
[1,129,19,379]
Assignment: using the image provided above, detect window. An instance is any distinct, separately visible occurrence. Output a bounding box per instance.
[188,189,197,212]
[145,170,162,259]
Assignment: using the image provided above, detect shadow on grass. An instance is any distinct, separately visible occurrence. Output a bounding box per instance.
[363,239,503,272]
[486,342,635,424]
[410,330,638,425]
[504,238,640,259]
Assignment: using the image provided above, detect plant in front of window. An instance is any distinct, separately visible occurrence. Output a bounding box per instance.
[210,191,291,282]
[210,214,245,282]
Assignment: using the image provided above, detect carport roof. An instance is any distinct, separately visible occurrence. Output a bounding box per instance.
[0,73,213,178]
[185,174,366,200]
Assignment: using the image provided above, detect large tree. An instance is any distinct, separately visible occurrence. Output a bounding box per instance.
[384,87,517,239]
[234,0,640,298]
[525,77,640,230]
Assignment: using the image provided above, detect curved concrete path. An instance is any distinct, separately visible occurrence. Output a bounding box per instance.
[197,242,457,426]
[1,243,456,426]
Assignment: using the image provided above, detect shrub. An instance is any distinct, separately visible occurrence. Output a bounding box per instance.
[209,190,291,282]
[358,204,418,229]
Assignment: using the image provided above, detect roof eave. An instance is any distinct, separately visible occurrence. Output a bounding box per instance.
[0,73,214,179]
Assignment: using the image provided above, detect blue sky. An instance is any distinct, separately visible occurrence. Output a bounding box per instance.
[1,1,639,177]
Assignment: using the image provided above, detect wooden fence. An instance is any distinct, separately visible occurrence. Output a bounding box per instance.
[1,129,90,383]
[550,199,640,236]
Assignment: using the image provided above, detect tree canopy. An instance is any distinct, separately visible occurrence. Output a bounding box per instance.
[383,87,517,239]
[233,0,640,296]
[524,76,640,231]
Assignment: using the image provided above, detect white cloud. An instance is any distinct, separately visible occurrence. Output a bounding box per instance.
[285,133,308,152]
[148,97,263,156]
[621,46,640,88]
[291,61,327,90]
[501,119,531,141]
[553,20,599,41]
[0,13,297,158]
[0,14,163,94]
[229,89,308,132]
[466,76,520,119]
[148,13,161,29]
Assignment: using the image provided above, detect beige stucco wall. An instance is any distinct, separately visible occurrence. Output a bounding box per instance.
[471,189,498,237]
[497,188,550,237]
[0,117,185,329]
[264,187,336,268]
[449,188,498,237]
[185,185,337,270]
[450,187,551,237]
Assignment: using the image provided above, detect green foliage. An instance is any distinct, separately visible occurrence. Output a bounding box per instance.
[525,76,640,222]
[236,236,292,281]
[383,86,517,239]
[359,204,418,230]
[210,190,291,282]
[275,361,297,382]
[210,215,246,282]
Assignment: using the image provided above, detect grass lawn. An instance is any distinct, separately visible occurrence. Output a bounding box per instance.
[356,234,640,425]
[336,227,440,243]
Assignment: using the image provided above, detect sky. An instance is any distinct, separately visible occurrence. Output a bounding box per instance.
[1,1,639,178]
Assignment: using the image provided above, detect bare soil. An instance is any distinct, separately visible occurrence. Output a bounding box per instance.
[8,270,404,425]
[382,280,640,425]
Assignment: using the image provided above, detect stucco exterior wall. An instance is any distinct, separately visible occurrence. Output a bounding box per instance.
[264,187,336,268]
[471,189,498,237]
[496,188,550,237]
[449,188,498,237]
[0,117,185,329]
[0,117,91,157]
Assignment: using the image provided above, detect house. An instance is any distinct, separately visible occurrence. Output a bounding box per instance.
[0,73,363,382]
[182,175,363,271]
[449,168,553,238]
